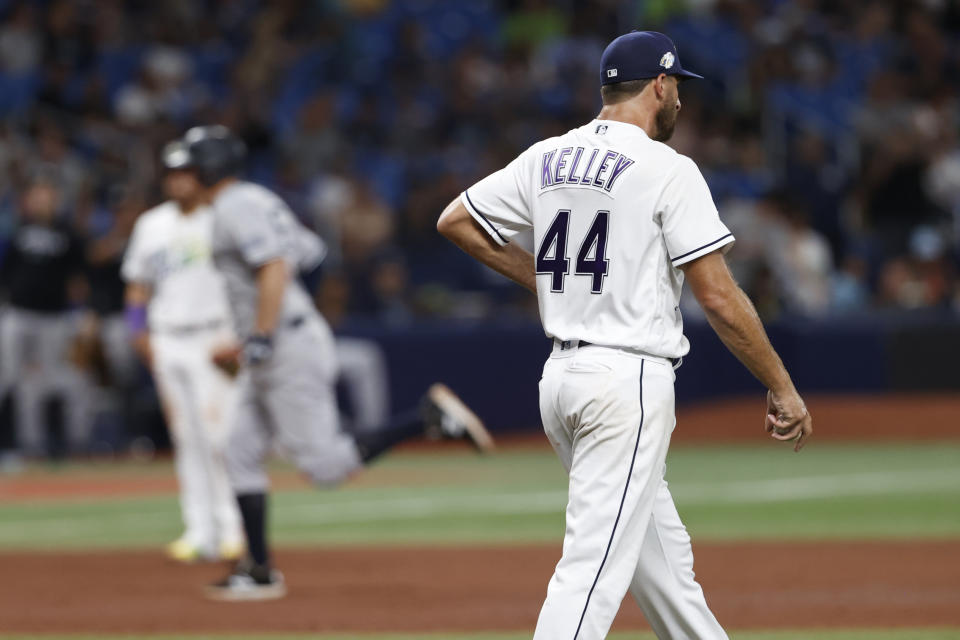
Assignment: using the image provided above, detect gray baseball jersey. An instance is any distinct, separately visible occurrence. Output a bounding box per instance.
[209,180,361,493]
[210,181,325,339]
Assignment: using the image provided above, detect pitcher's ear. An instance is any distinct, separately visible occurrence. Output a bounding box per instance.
[654,73,668,98]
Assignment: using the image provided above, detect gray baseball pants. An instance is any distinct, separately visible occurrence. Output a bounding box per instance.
[224,316,362,493]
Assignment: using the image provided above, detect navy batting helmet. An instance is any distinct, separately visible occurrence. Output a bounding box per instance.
[174,125,246,186]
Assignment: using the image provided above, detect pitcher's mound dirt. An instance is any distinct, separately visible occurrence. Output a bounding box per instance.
[1,541,957,633]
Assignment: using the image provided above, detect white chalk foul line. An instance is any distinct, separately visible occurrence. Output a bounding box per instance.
[0,468,956,539]
[282,468,960,524]
[672,468,960,504]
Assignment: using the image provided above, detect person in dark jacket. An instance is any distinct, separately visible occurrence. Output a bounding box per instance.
[0,179,87,459]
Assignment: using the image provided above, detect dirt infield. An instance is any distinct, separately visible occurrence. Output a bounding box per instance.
[1,541,957,633]
[673,392,960,442]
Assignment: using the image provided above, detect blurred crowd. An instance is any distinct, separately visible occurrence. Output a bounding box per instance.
[1,0,959,325]
[1,0,960,459]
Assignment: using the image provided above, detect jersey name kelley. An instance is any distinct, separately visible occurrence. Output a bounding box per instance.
[540,147,635,193]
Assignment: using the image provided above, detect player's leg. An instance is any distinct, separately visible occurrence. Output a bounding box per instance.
[265,321,492,485]
[222,374,272,563]
[207,373,281,601]
[9,311,47,455]
[539,357,574,471]
[152,341,218,561]
[0,309,26,460]
[533,352,676,640]
[326,319,493,457]
[628,477,728,639]
[207,326,345,602]
[35,316,67,457]
[54,314,91,455]
[98,313,140,440]
[25,312,79,457]
[194,337,245,559]
[30,312,86,458]
[263,324,363,486]
[352,382,495,465]
[99,313,139,387]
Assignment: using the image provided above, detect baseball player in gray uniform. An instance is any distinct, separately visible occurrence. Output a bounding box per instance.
[439,31,813,639]
[168,126,493,601]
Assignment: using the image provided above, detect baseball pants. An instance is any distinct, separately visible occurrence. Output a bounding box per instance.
[0,307,88,455]
[225,316,362,494]
[152,323,244,553]
[535,342,726,640]
[335,337,389,434]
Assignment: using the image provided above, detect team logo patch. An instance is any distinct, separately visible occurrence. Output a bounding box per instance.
[595,124,608,134]
[606,68,618,78]
[660,52,675,69]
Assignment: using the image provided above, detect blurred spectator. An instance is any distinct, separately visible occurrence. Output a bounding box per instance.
[776,201,834,316]
[114,47,208,127]
[42,0,95,72]
[282,94,345,181]
[924,110,960,254]
[83,192,142,441]
[340,181,394,268]
[502,0,567,53]
[0,2,41,74]
[315,271,352,327]
[830,256,870,313]
[0,180,87,458]
[362,250,414,324]
[784,132,846,255]
[878,257,927,310]
[907,226,953,308]
[0,0,955,329]
[878,227,955,310]
[27,120,88,208]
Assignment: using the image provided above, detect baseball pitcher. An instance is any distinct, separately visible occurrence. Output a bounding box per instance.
[121,141,245,563]
[439,31,813,640]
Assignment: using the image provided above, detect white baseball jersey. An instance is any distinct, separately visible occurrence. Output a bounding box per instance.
[461,119,734,360]
[122,201,243,555]
[121,201,232,330]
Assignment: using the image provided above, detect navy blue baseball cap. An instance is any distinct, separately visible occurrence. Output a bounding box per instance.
[600,31,703,85]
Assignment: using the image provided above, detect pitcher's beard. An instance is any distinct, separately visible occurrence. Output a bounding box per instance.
[653,103,678,142]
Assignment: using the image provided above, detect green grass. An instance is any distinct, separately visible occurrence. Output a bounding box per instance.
[0,442,957,550]
[1,630,958,639]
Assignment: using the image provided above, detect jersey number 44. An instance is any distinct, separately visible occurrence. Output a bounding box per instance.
[536,209,610,294]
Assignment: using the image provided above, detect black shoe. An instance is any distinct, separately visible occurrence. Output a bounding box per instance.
[423,384,495,453]
[205,558,286,601]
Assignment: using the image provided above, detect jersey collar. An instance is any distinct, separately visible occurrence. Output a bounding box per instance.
[590,119,651,138]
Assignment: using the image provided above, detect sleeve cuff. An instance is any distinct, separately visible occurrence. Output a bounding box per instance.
[120,265,148,284]
[247,253,287,268]
[670,233,735,267]
[461,190,509,247]
[240,239,286,268]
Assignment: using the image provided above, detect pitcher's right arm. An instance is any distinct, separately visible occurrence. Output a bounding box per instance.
[437,199,536,294]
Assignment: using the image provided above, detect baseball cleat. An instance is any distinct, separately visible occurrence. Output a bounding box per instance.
[205,559,286,601]
[425,383,495,453]
[218,539,246,562]
[165,537,214,564]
